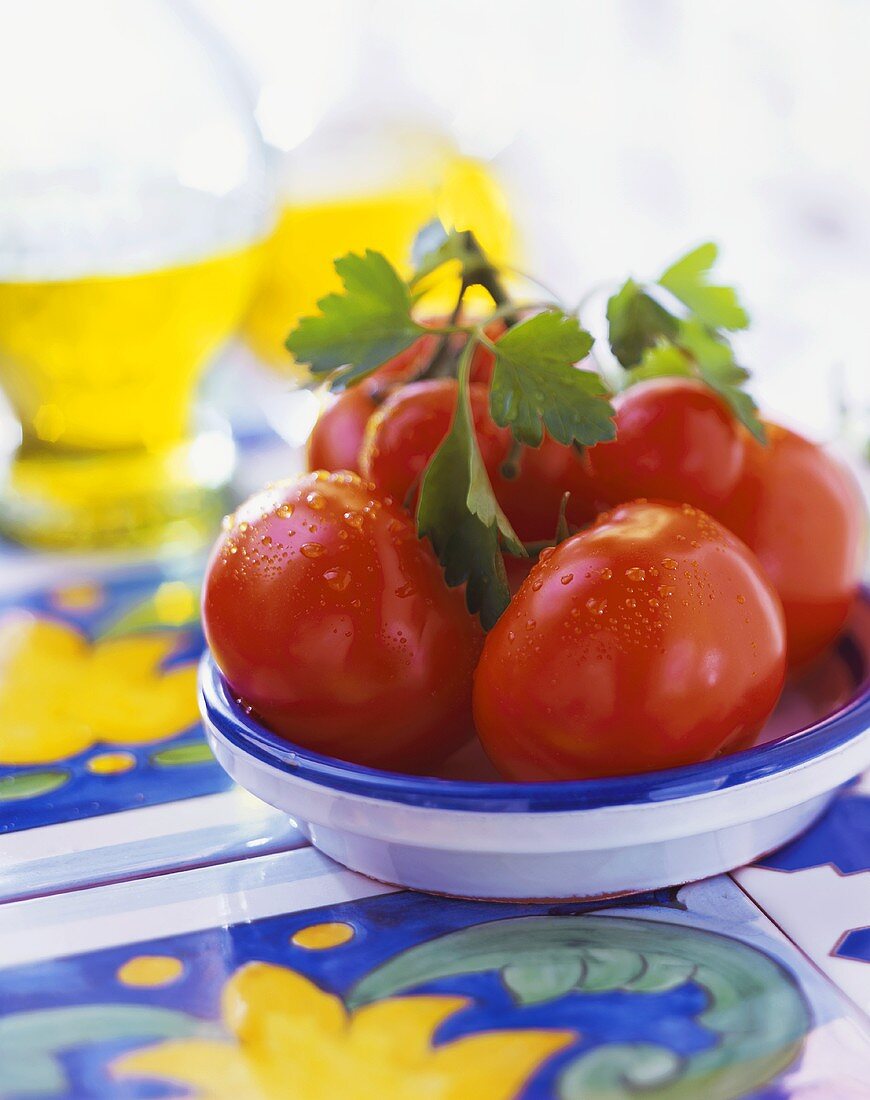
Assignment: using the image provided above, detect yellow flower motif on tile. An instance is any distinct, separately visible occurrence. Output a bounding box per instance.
[114,961,573,1100]
[51,582,104,611]
[117,955,185,988]
[291,921,355,949]
[0,614,199,765]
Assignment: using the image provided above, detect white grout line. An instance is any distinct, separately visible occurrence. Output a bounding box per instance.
[0,846,396,969]
[0,788,273,862]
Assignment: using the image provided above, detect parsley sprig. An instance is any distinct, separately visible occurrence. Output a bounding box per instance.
[606,243,765,442]
[417,340,525,629]
[286,230,763,627]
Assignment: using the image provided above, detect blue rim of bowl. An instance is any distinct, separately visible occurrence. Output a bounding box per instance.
[199,617,870,813]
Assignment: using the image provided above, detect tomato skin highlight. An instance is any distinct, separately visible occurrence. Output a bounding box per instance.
[587,379,746,513]
[203,472,482,772]
[721,422,867,666]
[473,500,787,782]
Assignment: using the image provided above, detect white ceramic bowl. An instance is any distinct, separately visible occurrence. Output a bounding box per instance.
[199,592,870,901]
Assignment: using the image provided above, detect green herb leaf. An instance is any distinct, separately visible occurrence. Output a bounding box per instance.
[285,250,424,387]
[606,278,679,368]
[678,320,766,442]
[489,310,612,448]
[410,222,509,306]
[417,346,524,630]
[658,242,749,331]
[626,342,693,384]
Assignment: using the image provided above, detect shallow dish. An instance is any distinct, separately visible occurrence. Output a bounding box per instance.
[199,590,870,901]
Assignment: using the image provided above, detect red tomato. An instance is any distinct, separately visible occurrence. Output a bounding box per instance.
[492,436,602,541]
[203,471,482,772]
[307,384,379,474]
[587,379,746,513]
[306,334,438,474]
[504,552,534,595]
[721,422,866,665]
[474,500,787,781]
[361,380,510,507]
[361,378,599,539]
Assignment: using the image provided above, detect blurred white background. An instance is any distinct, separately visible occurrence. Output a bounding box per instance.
[196,0,869,439]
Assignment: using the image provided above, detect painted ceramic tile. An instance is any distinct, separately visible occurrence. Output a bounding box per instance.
[0,565,304,899]
[0,848,867,1099]
[735,770,870,1015]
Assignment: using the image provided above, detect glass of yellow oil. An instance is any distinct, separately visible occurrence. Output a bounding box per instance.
[241,120,516,384]
[0,1,270,550]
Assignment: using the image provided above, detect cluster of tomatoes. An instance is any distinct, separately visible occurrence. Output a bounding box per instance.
[203,326,866,782]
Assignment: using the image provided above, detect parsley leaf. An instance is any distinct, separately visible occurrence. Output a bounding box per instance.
[285,250,424,388]
[606,279,680,368]
[627,341,693,383]
[658,243,749,331]
[417,344,524,630]
[678,320,765,442]
[488,310,613,448]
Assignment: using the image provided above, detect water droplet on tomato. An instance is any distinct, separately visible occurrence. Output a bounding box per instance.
[531,578,543,591]
[301,542,325,559]
[662,558,678,571]
[657,584,674,598]
[586,597,607,615]
[600,567,613,580]
[395,582,416,598]
[560,573,574,585]
[625,597,636,608]
[648,597,660,609]
[737,594,746,605]
[276,502,294,519]
[625,567,645,582]
[323,567,351,592]
[343,511,364,529]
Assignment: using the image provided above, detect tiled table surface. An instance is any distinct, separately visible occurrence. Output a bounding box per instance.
[0,451,868,1098]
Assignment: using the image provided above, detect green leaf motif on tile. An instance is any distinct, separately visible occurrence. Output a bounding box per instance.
[349,914,810,1100]
[0,770,69,802]
[150,742,214,767]
[0,1005,213,1098]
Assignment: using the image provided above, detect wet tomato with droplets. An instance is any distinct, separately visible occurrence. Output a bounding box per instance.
[473,500,787,781]
[720,422,867,666]
[203,471,482,771]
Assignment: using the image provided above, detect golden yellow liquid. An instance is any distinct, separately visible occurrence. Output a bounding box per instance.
[0,243,262,548]
[242,156,515,376]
